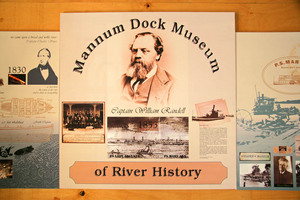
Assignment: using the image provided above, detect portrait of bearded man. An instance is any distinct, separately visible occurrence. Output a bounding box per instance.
[121,32,174,107]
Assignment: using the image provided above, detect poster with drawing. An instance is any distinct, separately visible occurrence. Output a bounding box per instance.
[60,12,236,189]
[0,32,59,188]
[237,32,300,190]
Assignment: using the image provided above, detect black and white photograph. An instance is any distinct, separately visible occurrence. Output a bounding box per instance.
[274,156,293,187]
[239,163,271,188]
[296,160,300,187]
[62,102,105,143]
[107,117,188,159]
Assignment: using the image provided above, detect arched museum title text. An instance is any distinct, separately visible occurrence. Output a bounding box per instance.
[73,18,220,74]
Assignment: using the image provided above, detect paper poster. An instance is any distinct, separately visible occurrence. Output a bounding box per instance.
[237,32,300,190]
[60,12,236,189]
[0,32,59,188]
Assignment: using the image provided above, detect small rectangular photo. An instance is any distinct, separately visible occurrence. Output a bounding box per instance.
[295,160,300,187]
[107,117,189,159]
[193,99,234,126]
[274,156,293,187]
[295,135,300,156]
[0,160,13,179]
[8,74,26,85]
[62,102,105,143]
[239,163,271,188]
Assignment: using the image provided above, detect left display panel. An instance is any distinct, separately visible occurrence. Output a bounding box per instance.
[0,32,59,188]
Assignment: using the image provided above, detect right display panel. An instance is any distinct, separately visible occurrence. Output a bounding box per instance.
[237,32,300,190]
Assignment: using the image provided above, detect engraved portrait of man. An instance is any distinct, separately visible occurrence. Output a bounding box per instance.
[121,32,174,107]
[28,48,58,85]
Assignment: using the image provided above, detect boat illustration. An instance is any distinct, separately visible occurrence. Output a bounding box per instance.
[110,149,122,155]
[273,69,300,85]
[192,105,226,121]
[0,98,53,117]
[137,144,153,156]
[253,90,299,116]
[14,145,34,155]
[237,88,300,139]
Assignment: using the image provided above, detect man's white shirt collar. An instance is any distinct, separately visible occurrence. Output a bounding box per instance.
[40,67,49,80]
[145,64,157,80]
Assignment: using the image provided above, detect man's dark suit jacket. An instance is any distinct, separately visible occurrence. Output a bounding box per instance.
[121,67,174,107]
[28,63,58,85]
[274,170,293,186]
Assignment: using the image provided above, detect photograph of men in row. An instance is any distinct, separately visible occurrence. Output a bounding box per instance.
[274,156,293,187]
[28,48,58,85]
[121,32,174,107]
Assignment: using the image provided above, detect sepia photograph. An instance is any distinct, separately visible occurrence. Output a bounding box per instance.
[62,102,105,143]
[274,156,293,187]
[107,117,188,159]
[120,32,174,107]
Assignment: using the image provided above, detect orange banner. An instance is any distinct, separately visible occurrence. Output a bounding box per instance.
[70,162,227,184]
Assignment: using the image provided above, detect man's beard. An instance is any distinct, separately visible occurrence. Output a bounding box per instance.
[130,60,153,80]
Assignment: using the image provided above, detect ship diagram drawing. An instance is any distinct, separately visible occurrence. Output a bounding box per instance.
[0,98,53,117]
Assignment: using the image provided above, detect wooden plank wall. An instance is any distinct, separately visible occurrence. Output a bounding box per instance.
[0,0,300,199]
